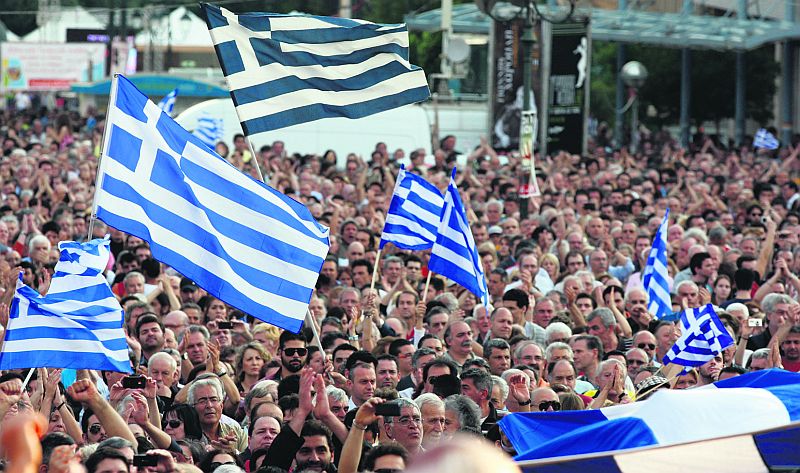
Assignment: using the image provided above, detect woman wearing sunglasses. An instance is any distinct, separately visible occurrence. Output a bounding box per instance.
[162,403,203,441]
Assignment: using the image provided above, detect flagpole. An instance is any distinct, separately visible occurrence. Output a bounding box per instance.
[87,73,120,241]
[369,248,382,293]
[21,367,35,391]
[422,270,433,302]
[245,140,265,182]
[305,309,323,352]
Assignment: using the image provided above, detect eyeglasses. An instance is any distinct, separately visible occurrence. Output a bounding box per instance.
[283,347,308,357]
[396,415,423,426]
[538,400,561,411]
[627,359,647,366]
[210,462,236,470]
[193,397,221,406]
[164,419,183,429]
[89,424,103,435]
[637,343,656,350]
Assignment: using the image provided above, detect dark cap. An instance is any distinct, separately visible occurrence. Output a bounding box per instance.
[180,277,198,292]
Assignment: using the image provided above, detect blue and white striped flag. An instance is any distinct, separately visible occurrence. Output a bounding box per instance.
[380,166,444,251]
[663,304,734,367]
[754,128,779,150]
[200,3,430,135]
[157,88,178,116]
[94,75,330,333]
[428,168,489,306]
[192,114,225,150]
[642,209,673,320]
[0,237,131,373]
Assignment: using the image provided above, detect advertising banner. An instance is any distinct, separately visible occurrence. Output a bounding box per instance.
[1,42,106,91]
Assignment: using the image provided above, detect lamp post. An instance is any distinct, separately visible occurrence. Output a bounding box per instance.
[476,0,575,218]
[620,60,647,154]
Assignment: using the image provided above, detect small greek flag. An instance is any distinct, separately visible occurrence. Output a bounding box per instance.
[754,128,779,150]
[192,114,225,150]
[663,304,734,367]
[428,168,489,306]
[201,3,430,135]
[157,88,178,116]
[643,209,673,320]
[379,166,444,250]
[0,237,132,373]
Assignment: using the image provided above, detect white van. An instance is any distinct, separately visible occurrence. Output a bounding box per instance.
[175,98,433,167]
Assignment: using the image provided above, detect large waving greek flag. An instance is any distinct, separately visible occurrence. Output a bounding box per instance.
[501,369,800,463]
[642,209,673,320]
[428,168,489,306]
[663,304,734,367]
[157,88,178,116]
[379,166,444,251]
[93,75,329,333]
[0,237,131,373]
[200,3,430,135]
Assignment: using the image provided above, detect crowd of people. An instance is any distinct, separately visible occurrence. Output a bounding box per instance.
[0,101,799,473]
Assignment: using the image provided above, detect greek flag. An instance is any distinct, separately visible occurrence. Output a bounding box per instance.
[380,166,444,251]
[201,3,430,135]
[642,209,673,320]
[754,128,779,150]
[157,88,178,116]
[501,369,800,463]
[192,114,225,150]
[428,168,489,306]
[93,75,329,333]
[663,304,734,367]
[0,237,131,373]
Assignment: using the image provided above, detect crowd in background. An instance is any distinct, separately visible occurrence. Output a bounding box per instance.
[0,100,799,473]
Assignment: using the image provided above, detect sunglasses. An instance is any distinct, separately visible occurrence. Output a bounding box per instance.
[637,343,656,350]
[374,470,402,473]
[89,424,103,435]
[164,419,182,429]
[538,400,561,411]
[283,347,308,357]
[210,462,236,470]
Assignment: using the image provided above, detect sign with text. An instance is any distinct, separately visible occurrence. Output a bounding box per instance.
[1,42,106,92]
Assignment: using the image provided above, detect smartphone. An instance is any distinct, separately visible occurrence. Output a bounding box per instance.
[133,455,158,467]
[748,319,763,327]
[375,401,402,417]
[217,321,233,330]
[121,375,146,389]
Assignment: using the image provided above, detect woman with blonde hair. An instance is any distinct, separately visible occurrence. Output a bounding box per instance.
[251,323,280,357]
[539,253,560,283]
[234,341,271,395]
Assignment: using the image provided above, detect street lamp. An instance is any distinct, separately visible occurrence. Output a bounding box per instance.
[620,60,648,153]
[476,0,575,218]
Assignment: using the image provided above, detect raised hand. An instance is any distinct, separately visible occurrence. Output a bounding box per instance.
[66,379,100,405]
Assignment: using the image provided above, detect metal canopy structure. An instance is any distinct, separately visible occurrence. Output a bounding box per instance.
[404,3,800,50]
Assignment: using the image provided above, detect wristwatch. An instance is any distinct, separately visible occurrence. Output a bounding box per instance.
[217,371,228,377]
[518,398,532,406]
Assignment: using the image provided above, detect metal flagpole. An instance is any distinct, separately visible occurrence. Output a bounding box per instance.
[87,73,120,241]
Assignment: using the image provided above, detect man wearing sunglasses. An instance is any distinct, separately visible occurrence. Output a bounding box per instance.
[277,331,309,381]
[531,387,560,412]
